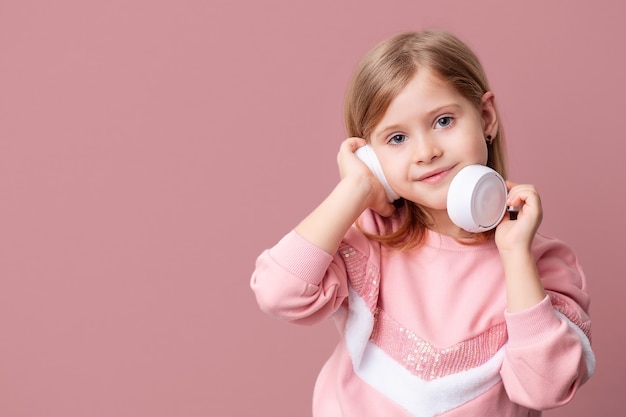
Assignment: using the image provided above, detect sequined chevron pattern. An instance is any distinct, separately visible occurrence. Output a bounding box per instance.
[340,243,508,380]
[370,309,507,380]
[340,245,380,314]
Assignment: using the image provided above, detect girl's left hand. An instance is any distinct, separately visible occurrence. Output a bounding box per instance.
[495,182,543,253]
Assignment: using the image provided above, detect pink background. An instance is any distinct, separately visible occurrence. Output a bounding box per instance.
[1,0,624,416]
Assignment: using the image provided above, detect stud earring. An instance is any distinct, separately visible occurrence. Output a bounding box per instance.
[485,135,494,145]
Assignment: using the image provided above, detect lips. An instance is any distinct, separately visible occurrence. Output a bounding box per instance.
[417,165,457,183]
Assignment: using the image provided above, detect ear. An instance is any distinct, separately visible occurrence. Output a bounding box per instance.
[480,91,498,137]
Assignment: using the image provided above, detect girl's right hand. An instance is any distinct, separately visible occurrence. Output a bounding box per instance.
[337,137,396,217]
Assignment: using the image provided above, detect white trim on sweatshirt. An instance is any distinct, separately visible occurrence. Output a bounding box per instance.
[345,287,505,417]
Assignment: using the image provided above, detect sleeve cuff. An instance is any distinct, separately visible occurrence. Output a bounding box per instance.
[505,295,562,346]
[268,230,334,285]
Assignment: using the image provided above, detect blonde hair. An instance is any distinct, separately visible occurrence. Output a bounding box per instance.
[344,30,508,250]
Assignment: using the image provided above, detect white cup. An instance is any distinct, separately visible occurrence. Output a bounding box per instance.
[447,165,508,233]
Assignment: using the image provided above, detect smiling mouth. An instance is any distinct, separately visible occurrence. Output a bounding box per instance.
[418,165,456,183]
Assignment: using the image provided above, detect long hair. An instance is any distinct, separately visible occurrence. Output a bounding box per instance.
[344,30,508,250]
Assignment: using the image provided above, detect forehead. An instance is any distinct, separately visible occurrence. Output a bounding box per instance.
[374,69,469,129]
[394,69,458,108]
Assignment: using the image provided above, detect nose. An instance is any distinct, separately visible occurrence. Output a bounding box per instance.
[412,135,442,164]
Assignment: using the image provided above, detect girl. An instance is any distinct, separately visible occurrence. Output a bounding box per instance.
[250,30,594,417]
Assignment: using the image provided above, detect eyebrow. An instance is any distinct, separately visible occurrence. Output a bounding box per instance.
[373,103,463,139]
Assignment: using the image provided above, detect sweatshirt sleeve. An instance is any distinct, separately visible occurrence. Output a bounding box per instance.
[500,234,594,410]
[250,230,350,325]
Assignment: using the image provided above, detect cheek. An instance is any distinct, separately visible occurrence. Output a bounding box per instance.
[479,146,489,165]
[379,155,406,182]
[469,138,489,165]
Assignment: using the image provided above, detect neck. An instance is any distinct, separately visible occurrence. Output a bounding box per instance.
[424,209,472,240]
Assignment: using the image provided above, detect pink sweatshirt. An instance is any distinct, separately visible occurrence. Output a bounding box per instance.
[251,210,594,417]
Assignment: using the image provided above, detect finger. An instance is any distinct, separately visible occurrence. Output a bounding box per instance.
[340,137,367,154]
[505,181,525,212]
[505,180,518,191]
[338,139,364,167]
[506,185,541,209]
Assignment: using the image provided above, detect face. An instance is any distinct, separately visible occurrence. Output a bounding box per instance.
[370,68,498,228]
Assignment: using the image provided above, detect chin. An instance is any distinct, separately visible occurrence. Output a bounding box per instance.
[411,200,448,213]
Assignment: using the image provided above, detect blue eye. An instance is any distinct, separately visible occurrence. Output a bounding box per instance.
[388,134,407,145]
[436,116,453,128]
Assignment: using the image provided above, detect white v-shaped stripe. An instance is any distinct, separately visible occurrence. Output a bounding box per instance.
[345,286,505,417]
[555,311,595,377]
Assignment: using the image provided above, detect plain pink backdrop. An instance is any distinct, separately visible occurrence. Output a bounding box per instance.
[1,0,623,416]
